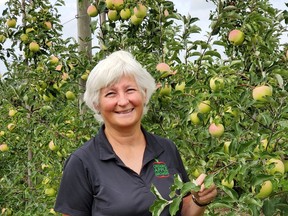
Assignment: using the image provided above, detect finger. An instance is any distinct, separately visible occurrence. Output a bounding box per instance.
[198,188,217,203]
[195,173,207,186]
[198,183,216,196]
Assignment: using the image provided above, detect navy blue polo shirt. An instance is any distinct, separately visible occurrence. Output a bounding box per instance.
[54,125,190,216]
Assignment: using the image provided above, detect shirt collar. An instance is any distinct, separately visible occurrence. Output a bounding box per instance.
[97,125,164,162]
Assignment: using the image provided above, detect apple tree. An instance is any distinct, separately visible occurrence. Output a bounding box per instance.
[1,0,288,215]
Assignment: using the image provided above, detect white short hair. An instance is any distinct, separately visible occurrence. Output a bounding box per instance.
[83,50,157,122]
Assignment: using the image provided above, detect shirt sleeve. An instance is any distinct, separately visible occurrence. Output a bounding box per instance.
[54,154,93,216]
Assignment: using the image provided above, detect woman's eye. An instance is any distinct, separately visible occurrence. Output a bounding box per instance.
[127,88,136,93]
[105,92,115,97]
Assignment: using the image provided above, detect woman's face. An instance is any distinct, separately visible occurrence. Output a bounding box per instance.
[96,76,146,129]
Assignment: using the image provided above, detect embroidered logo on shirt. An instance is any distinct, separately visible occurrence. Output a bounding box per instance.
[153,159,169,178]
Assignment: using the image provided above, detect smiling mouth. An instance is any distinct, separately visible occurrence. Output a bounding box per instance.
[115,108,134,114]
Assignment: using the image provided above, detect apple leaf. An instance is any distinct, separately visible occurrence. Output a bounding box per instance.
[169,196,182,216]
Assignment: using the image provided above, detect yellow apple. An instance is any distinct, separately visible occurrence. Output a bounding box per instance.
[106,0,114,9]
[113,0,124,11]
[7,123,16,131]
[0,131,5,136]
[197,100,211,114]
[6,18,17,28]
[253,180,273,199]
[254,138,275,152]
[209,77,224,91]
[130,14,143,25]
[0,34,6,43]
[29,41,40,52]
[209,123,224,137]
[45,188,56,197]
[20,33,28,43]
[48,140,58,151]
[65,91,76,100]
[0,143,9,152]
[175,82,185,92]
[252,85,272,102]
[190,112,201,125]
[87,5,98,17]
[133,3,147,18]
[228,29,245,46]
[120,8,131,20]
[108,10,119,21]
[221,178,234,189]
[266,158,285,175]
[44,21,52,30]
[8,109,17,117]
[49,55,59,64]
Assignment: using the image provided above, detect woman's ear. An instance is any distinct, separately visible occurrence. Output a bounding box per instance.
[93,103,100,114]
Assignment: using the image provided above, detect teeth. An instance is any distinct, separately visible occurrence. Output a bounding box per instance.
[118,109,133,114]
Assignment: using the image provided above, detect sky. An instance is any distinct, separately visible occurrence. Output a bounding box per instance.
[0,0,287,73]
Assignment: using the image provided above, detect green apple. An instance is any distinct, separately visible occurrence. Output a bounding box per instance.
[45,188,56,197]
[20,34,29,43]
[223,141,231,154]
[48,140,58,151]
[44,21,52,30]
[65,91,76,100]
[29,41,40,52]
[0,143,9,152]
[252,85,272,102]
[7,123,16,131]
[0,34,6,43]
[209,123,224,137]
[253,180,273,199]
[159,84,171,96]
[197,100,211,114]
[120,8,131,20]
[108,10,119,21]
[175,82,185,92]
[8,109,17,117]
[228,29,245,46]
[221,178,234,189]
[190,112,201,125]
[266,158,285,175]
[106,0,114,9]
[87,5,98,17]
[209,77,224,91]
[6,18,17,28]
[130,14,143,25]
[133,3,147,18]
[49,55,59,64]
[113,0,124,11]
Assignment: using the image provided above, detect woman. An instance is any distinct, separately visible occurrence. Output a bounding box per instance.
[54,50,217,216]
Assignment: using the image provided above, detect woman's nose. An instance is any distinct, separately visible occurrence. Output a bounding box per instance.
[117,94,129,106]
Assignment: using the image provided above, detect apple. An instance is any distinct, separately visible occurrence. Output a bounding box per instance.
[284,160,288,173]
[0,143,9,152]
[8,109,17,117]
[228,29,244,45]
[130,15,143,25]
[6,18,16,28]
[209,123,224,137]
[133,3,147,18]
[108,10,119,21]
[164,9,169,17]
[45,40,52,47]
[45,188,56,197]
[156,62,170,73]
[253,180,273,199]
[209,77,224,91]
[55,65,62,71]
[20,34,29,43]
[41,163,50,170]
[113,0,124,11]
[254,138,275,152]
[7,123,16,131]
[87,5,98,17]
[49,55,59,64]
[225,106,238,117]
[252,85,272,102]
[49,208,57,215]
[29,41,40,52]
[44,21,52,30]
[66,130,75,138]
[266,158,285,175]
[175,82,185,92]
[159,84,171,96]
[197,100,211,114]
[120,8,131,20]
[25,27,34,33]
[191,168,203,178]
[221,179,234,189]
[106,0,114,9]
[48,140,58,151]
[190,112,201,125]
[0,34,6,43]
[65,91,76,100]
[0,131,5,136]
[42,94,54,102]
[223,141,231,154]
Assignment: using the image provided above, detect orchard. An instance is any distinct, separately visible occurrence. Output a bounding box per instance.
[0,0,288,215]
